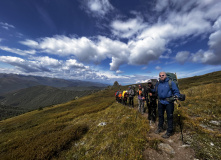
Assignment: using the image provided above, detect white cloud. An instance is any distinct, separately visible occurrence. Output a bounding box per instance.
[0,55,111,82]
[20,39,39,48]
[0,22,15,30]
[155,66,162,70]
[111,16,147,38]
[65,59,90,70]
[82,0,114,17]
[128,37,166,65]
[15,1,221,72]
[0,56,24,63]
[175,51,190,64]
[0,46,36,56]
[31,56,62,67]
[20,35,130,71]
[191,16,221,65]
[142,66,147,70]
[0,55,159,85]
[116,70,123,74]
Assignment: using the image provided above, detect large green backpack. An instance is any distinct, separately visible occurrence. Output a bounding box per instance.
[166,72,179,89]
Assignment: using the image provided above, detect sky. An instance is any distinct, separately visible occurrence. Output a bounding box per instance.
[0,0,221,85]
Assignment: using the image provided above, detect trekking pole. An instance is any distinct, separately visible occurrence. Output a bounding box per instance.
[176,99,184,143]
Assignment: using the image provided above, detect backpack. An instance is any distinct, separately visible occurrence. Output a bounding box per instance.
[137,88,145,96]
[132,85,136,96]
[122,91,126,98]
[130,89,135,96]
[118,91,122,98]
[166,72,178,89]
[115,91,119,96]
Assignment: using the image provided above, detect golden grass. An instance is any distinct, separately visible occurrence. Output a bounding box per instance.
[1,71,221,160]
[0,89,149,160]
[56,103,149,160]
[174,83,221,160]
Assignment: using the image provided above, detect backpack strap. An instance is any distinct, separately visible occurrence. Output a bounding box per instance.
[155,82,159,92]
[168,80,172,90]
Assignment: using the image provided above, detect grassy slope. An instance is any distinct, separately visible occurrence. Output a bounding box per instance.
[174,71,221,160]
[0,71,221,160]
[0,85,97,120]
[0,88,149,160]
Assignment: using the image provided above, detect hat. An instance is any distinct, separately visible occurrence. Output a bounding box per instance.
[147,80,152,84]
[128,86,131,88]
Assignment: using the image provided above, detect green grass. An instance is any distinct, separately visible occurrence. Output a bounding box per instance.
[174,82,221,160]
[1,70,221,160]
[0,88,149,160]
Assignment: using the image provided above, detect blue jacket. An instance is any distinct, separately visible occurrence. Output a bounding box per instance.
[154,77,180,105]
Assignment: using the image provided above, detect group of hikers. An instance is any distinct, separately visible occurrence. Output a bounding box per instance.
[115,72,184,139]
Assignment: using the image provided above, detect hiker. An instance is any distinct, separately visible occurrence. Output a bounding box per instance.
[153,72,180,138]
[122,90,128,105]
[118,89,123,103]
[147,80,157,124]
[128,86,135,108]
[137,84,145,114]
[115,90,119,102]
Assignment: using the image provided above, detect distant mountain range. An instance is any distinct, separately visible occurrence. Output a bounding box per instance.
[0,73,108,120]
[0,73,108,95]
[0,85,102,120]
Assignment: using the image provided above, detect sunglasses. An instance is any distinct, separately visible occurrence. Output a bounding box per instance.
[159,75,165,77]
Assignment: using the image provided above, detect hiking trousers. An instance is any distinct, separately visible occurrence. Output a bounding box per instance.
[138,99,144,114]
[158,102,174,133]
[129,97,134,107]
[148,98,157,122]
[123,97,127,105]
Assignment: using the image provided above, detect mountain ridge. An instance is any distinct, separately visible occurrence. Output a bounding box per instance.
[0,73,108,95]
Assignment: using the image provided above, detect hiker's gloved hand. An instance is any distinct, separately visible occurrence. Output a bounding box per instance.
[174,95,178,100]
[178,94,185,101]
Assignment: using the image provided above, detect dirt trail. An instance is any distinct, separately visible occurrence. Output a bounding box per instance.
[134,107,196,160]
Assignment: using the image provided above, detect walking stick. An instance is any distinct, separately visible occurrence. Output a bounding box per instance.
[176,99,184,143]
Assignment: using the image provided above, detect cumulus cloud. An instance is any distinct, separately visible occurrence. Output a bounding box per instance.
[20,35,130,71]
[81,0,114,17]
[175,51,190,64]
[9,0,221,73]
[20,39,39,48]
[111,16,147,38]
[0,55,116,82]
[116,70,123,74]
[128,37,166,65]
[0,56,51,73]
[191,16,221,65]
[31,56,62,67]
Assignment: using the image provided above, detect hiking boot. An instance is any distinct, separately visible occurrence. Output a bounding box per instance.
[162,132,172,139]
[155,127,163,134]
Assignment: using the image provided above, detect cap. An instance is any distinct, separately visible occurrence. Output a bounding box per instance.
[147,80,152,84]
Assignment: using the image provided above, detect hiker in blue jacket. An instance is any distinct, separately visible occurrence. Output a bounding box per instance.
[153,72,180,138]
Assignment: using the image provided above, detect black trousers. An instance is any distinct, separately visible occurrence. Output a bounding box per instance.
[123,97,127,105]
[158,102,174,133]
[129,97,134,107]
[148,98,157,122]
